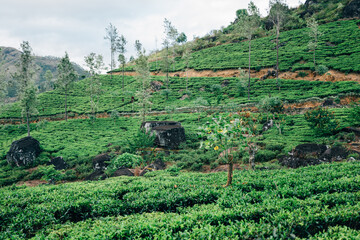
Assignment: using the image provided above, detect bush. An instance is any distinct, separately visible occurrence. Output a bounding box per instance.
[316,65,329,75]
[297,71,308,78]
[37,165,64,183]
[109,153,144,170]
[126,129,156,154]
[304,107,340,136]
[349,102,360,125]
[259,96,284,114]
[254,150,277,163]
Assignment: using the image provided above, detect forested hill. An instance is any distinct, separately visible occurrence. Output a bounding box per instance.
[0,46,87,97]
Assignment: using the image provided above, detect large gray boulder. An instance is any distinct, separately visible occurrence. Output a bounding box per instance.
[92,154,110,171]
[141,121,186,149]
[6,136,42,167]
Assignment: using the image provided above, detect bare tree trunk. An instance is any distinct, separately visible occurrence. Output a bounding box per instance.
[276,27,280,91]
[122,64,125,89]
[26,111,30,137]
[65,87,68,121]
[248,38,251,101]
[225,160,233,187]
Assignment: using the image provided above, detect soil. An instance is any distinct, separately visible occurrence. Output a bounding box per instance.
[16,180,47,187]
[114,69,360,82]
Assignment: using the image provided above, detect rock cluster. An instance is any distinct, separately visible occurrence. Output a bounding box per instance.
[279,143,350,168]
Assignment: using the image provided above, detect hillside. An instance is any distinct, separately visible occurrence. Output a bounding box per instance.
[1,0,360,238]
[0,46,87,98]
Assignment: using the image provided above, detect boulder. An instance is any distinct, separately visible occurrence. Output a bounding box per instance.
[85,170,107,181]
[92,154,110,171]
[293,143,327,159]
[153,125,186,149]
[150,81,163,91]
[139,159,166,176]
[112,168,134,177]
[262,120,274,133]
[322,98,334,106]
[6,136,42,167]
[320,145,348,162]
[49,157,68,170]
[141,121,186,149]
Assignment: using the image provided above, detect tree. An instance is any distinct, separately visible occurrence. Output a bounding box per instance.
[56,52,78,121]
[84,53,104,117]
[12,41,37,136]
[235,1,261,100]
[134,40,152,122]
[0,48,7,110]
[104,23,126,77]
[306,16,322,71]
[117,35,127,89]
[268,0,288,91]
[162,18,179,90]
[43,70,54,92]
[199,114,257,186]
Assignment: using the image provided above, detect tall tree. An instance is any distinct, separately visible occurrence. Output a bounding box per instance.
[104,23,126,77]
[117,35,127,89]
[134,40,151,123]
[12,41,37,136]
[306,16,322,71]
[268,0,288,91]
[235,1,261,100]
[84,53,104,117]
[57,52,78,121]
[162,18,179,90]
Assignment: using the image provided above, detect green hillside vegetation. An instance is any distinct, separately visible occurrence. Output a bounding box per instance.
[1,161,360,239]
[1,74,359,118]
[1,0,360,238]
[117,19,360,73]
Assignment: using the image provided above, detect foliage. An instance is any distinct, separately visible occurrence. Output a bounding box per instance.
[126,129,156,154]
[37,165,64,183]
[1,162,360,239]
[259,96,284,114]
[304,107,340,136]
[349,102,360,125]
[316,65,329,75]
[108,153,144,171]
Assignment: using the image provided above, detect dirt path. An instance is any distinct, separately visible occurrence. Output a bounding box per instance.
[113,69,360,82]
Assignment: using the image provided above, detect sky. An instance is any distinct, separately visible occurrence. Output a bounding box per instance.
[0,0,305,69]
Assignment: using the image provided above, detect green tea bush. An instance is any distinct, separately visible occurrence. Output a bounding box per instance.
[37,165,64,183]
[254,150,278,163]
[109,153,144,169]
[349,102,360,125]
[316,65,329,75]
[297,71,308,77]
[304,107,340,136]
[259,96,284,114]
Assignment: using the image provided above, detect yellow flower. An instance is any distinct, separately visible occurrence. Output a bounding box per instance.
[214,146,219,150]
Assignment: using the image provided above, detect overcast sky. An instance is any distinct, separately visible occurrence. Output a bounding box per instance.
[0,0,305,69]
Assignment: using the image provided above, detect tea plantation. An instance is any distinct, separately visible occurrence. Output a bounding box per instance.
[1,1,360,238]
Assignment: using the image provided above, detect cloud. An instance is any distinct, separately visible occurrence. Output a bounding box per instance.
[0,0,305,69]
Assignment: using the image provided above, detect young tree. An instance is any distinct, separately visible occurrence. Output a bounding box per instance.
[268,0,288,91]
[56,52,78,121]
[306,16,322,71]
[84,53,105,117]
[104,23,126,77]
[134,40,152,122]
[12,41,37,136]
[162,18,179,90]
[117,35,127,89]
[235,1,261,100]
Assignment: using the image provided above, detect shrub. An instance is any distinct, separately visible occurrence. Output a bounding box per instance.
[109,153,144,170]
[316,65,329,75]
[254,150,277,163]
[126,129,156,154]
[297,71,308,78]
[304,107,340,136]
[259,96,284,114]
[37,165,64,183]
[349,102,360,125]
